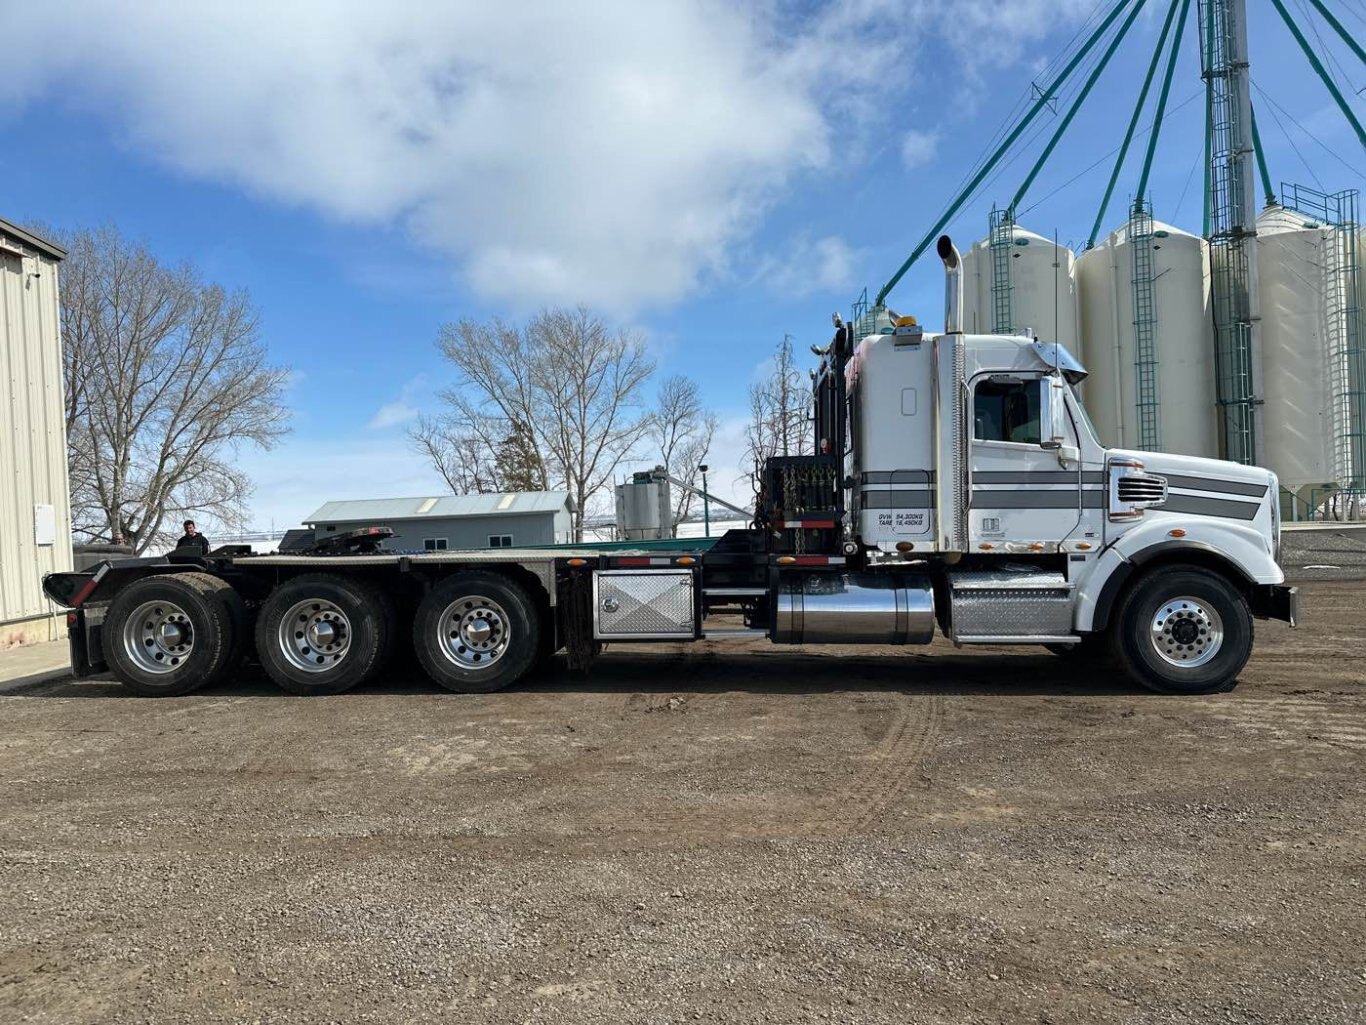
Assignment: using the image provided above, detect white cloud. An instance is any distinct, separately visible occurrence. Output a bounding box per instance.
[0,2,1087,311]
[366,374,429,431]
[754,234,859,297]
[900,128,940,169]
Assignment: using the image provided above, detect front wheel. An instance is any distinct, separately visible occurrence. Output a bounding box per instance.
[1112,566,1253,695]
[413,571,540,693]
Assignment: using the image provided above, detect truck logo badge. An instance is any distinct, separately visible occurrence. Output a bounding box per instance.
[602,597,620,613]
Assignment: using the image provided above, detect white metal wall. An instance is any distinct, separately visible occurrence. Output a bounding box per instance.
[962,223,1080,354]
[1076,220,1219,458]
[1256,205,1337,496]
[0,237,72,643]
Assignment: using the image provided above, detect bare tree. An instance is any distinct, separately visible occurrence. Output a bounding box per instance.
[647,375,718,530]
[419,305,654,540]
[410,415,505,495]
[744,334,810,488]
[58,227,289,553]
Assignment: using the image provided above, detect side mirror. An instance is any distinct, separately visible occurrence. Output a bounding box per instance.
[1044,376,1070,448]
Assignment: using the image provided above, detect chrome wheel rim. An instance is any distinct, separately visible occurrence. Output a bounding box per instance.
[1150,595,1223,669]
[123,600,194,675]
[438,595,510,671]
[278,598,352,673]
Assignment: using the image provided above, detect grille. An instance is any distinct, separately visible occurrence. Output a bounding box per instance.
[1117,474,1167,504]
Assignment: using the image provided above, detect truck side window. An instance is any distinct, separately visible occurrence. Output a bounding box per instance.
[974,379,1041,445]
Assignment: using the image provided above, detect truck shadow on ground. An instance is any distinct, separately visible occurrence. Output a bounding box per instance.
[12,649,1161,699]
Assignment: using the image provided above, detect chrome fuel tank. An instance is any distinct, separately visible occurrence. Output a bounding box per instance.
[772,573,935,645]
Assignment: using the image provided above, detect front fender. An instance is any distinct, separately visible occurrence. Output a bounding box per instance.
[1073,518,1284,632]
[1113,518,1282,584]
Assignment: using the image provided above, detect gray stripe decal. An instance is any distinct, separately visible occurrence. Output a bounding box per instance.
[861,490,933,509]
[974,471,1106,484]
[862,470,935,484]
[971,490,1107,509]
[1162,494,1261,520]
[1162,473,1269,498]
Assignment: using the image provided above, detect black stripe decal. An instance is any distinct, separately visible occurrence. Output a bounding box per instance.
[974,471,1106,484]
[861,470,936,484]
[861,490,933,509]
[971,490,1107,509]
[1162,473,1269,498]
[1162,494,1261,520]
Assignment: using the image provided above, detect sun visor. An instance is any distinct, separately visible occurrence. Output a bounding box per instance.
[1030,340,1089,383]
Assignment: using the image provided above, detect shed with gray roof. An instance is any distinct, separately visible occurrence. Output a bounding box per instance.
[303,492,575,551]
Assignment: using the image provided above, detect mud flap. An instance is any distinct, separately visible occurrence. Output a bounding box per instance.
[1252,584,1297,626]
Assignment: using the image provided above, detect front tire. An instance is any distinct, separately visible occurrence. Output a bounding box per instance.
[1112,566,1253,694]
[256,574,390,696]
[414,572,540,693]
[104,572,241,697]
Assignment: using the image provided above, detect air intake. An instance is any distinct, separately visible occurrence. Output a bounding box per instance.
[1117,474,1168,504]
[1108,459,1167,521]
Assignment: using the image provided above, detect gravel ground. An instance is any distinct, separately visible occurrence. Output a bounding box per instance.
[2,578,1364,1024]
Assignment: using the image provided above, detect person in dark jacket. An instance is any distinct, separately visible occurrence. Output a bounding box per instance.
[175,519,210,555]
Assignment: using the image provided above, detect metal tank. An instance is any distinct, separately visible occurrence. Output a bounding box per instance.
[961,223,1080,352]
[614,470,671,540]
[1075,219,1218,458]
[1256,204,1339,510]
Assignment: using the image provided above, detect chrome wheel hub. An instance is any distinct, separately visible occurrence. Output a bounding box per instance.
[123,600,194,675]
[1150,596,1223,669]
[279,599,352,673]
[438,595,510,671]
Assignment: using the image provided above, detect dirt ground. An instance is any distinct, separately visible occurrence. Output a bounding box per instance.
[2,577,1364,1024]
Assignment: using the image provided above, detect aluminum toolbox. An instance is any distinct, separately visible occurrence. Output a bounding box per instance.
[946,568,1074,640]
[592,569,697,641]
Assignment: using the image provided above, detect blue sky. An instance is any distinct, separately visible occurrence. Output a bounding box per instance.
[2,0,1362,531]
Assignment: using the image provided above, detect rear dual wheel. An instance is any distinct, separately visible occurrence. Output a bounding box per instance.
[105,573,245,697]
[255,574,393,696]
[413,572,540,693]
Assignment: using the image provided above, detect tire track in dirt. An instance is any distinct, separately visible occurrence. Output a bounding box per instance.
[833,690,944,836]
[1214,694,1366,748]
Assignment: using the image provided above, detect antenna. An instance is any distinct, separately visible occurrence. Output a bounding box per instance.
[1054,228,1061,376]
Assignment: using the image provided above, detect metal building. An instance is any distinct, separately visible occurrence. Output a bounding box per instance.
[304,492,575,551]
[0,218,72,647]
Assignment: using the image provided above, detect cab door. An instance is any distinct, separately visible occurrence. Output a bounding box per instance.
[968,372,1084,549]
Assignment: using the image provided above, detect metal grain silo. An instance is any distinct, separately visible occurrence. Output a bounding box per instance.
[1256,204,1339,507]
[961,222,1079,352]
[1075,219,1218,457]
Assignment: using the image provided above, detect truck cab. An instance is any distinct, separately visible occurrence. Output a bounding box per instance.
[823,236,1293,692]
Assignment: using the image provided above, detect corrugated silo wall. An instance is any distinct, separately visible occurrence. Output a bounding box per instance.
[1256,207,1336,504]
[960,225,1079,354]
[1075,221,1218,458]
[0,242,73,645]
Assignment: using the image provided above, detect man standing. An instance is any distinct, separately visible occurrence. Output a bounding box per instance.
[175,520,210,556]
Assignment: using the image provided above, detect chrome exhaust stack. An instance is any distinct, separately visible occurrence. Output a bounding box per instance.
[936,234,962,334]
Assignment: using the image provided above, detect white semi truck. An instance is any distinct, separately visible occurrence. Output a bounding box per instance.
[44,237,1296,698]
